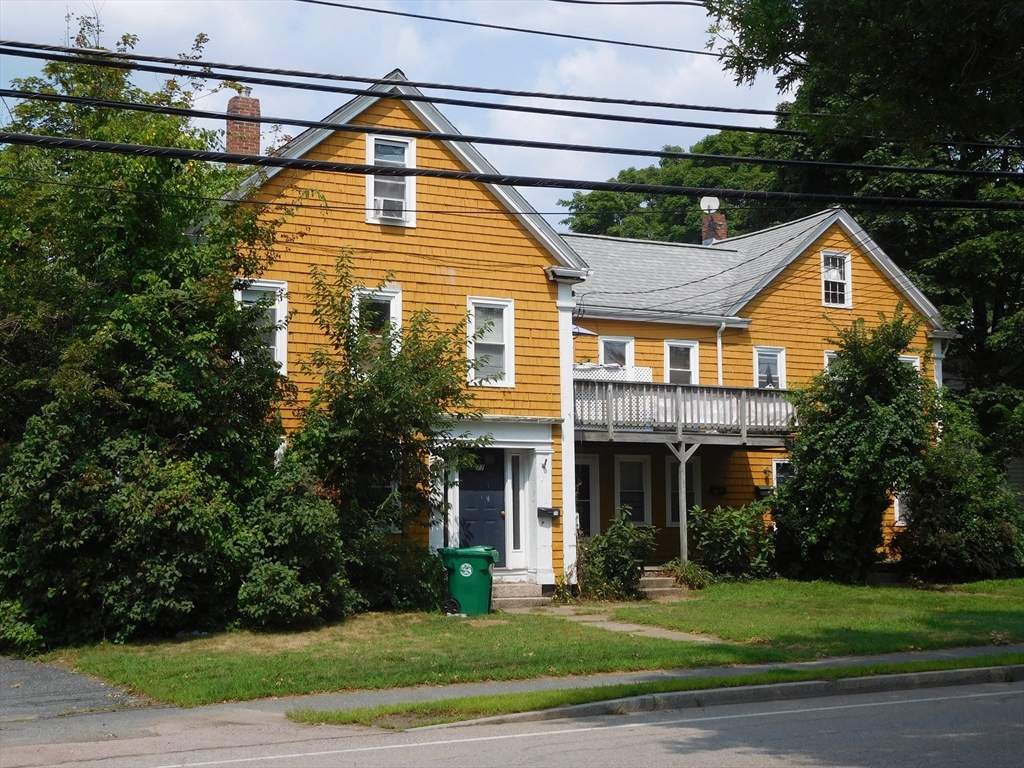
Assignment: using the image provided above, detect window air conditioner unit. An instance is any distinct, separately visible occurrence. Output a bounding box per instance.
[374,197,405,219]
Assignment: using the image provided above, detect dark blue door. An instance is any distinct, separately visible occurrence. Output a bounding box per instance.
[459,449,505,567]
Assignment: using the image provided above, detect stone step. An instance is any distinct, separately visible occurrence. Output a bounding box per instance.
[643,587,688,599]
[491,596,552,610]
[639,576,676,590]
[491,581,543,598]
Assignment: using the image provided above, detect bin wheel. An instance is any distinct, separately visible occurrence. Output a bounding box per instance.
[442,599,461,616]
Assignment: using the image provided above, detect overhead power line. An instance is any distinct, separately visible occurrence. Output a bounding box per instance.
[3,131,1022,210]
[0,39,791,117]
[4,42,1021,154]
[0,45,805,139]
[550,0,705,5]
[7,88,1021,182]
[292,0,720,57]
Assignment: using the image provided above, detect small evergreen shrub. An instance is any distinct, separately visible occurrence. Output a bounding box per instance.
[690,502,775,579]
[577,517,656,600]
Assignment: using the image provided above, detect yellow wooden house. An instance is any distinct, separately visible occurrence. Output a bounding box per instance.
[228,71,588,591]
[568,209,955,562]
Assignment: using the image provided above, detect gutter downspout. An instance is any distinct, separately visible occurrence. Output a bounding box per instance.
[716,322,726,386]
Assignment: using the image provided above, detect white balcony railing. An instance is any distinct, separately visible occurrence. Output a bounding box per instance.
[574,380,795,439]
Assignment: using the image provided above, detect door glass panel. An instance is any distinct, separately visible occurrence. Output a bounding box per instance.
[575,463,592,538]
[618,460,645,524]
[511,455,522,551]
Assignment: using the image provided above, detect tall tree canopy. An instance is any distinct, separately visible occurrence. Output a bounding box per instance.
[706,0,1024,145]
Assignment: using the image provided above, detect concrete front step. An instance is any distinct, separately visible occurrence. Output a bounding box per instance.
[639,576,676,590]
[643,587,689,599]
[491,581,544,598]
[492,596,552,610]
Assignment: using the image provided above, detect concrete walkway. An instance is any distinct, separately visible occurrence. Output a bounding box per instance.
[503,603,722,643]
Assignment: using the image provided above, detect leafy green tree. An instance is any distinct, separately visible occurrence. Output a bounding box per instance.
[772,307,935,581]
[560,131,782,240]
[890,399,1024,582]
[705,0,1024,145]
[0,24,289,646]
[285,254,483,611]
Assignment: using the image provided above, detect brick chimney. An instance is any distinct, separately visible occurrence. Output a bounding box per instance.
[226,88,260,162]
[701,212,727,245]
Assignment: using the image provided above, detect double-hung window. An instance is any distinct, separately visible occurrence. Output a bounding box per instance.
[754,347,786,389]
[599,336,633,368]
[355,286,402,334]
[665,340,699,384]
[822,251,852,308]
[614,455,651,525]
[235,279,288,374]
[468,297,514,386]
[366,136,416,227]
[773,459,794,488]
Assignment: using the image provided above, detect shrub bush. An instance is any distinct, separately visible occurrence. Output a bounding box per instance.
[664,559,717,590]
[690,501,775,579]
[577,517,656,600]
[891,402,1024,582]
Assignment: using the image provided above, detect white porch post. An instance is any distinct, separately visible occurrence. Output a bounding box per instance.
[667,441,699,562]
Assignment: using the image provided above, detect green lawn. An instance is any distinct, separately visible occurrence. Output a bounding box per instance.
[612,579,1024,656]
[51,579,1024,707]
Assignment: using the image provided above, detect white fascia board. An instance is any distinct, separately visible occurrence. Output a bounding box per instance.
[545,266,590,283]
[725,209,949,332]
[582,306,750,328]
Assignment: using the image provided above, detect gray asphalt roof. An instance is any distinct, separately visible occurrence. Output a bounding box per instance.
[569,209,838,318]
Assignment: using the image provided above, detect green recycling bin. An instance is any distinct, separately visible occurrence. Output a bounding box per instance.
[438,546,499,616]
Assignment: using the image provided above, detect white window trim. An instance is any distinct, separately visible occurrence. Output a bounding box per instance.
[576,454,601,539]
[599,336,634,368]
[821,250,852,308]
[772,458,794,488]
[893,493,908,527]
[753,346,787,389]
[467,296,515,387]
[664,455,702,528]
[234,278,288,375]
[365,135,416,228]
[614,454,651,526]
[664,339,700,385]
[900,354,921,371]
[824,350,837,370]
[354,285,402,328]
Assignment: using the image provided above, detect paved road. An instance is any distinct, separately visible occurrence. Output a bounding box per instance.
[3,681,1021,768]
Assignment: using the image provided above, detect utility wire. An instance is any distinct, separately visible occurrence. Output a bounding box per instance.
[8,88,1020,182]
[0,45,806,139]
[3,131,1022,210]
[4,42,1021,153]
[293,0,720,57]
[0,38,793,117]
[549,0,706,5]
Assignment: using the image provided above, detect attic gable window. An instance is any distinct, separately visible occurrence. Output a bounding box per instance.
[366,136,416,227]
[468,297,515,387]
[822,251,852,308]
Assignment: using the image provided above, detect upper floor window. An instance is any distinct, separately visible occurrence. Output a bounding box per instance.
[468,297,514,387]
[757,348,786,391]
[754,346,786,389]
[234,279,288,374]
[822,251,851,308]
[599,336,634,368]
[366,136,416,227]
[356,286,402,334]
[665,340,699,385]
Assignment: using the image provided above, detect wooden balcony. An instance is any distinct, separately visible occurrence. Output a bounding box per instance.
[574,380,795,446]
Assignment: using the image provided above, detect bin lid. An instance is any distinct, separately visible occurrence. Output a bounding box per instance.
[438,546,499,562]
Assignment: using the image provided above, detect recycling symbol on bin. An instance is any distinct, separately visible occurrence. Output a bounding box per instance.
[459,563,473,577]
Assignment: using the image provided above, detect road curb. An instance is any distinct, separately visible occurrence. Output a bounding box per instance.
[418,664,1024,730]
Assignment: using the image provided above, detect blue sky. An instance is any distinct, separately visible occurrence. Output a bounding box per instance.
[1,0,785,228]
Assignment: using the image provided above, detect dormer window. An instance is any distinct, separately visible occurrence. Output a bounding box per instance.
[366,136,416,227]
[822,251,851,307]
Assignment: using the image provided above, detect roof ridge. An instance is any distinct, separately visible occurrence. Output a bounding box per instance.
[714,208,839,243]
[562,231,740,252]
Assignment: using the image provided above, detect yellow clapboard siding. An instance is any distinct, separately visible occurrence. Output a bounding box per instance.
[244,96,569,567]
